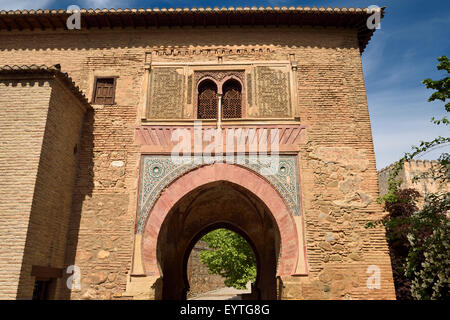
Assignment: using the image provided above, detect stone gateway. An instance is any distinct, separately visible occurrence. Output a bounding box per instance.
[0,6,395,300]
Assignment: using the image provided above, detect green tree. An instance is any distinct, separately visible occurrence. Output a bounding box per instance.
[367,56,450,300]
[199,229,257,289]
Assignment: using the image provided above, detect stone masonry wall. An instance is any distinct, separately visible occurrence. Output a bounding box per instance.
[378,160,449,206]
[0,26,396,299]
[186,241,226,299]
[61,103,139,300]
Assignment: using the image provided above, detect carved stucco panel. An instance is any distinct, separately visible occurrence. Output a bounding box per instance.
[254,66,291,118]
[148,67,185,119]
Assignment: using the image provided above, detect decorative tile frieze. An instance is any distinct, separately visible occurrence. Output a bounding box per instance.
[136,155,301,233]
[151,46,275,57]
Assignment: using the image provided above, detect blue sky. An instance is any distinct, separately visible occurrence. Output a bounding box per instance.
[1,0,449,170]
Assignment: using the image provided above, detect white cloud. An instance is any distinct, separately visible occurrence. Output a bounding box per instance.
[0,0,135,11]
[0,0,136,11]
[361,30,387,76]
[0,0,53,10]
[80,0,131,9]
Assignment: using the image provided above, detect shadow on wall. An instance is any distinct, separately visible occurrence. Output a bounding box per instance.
[59,109,95,299]
[152,277,163,300]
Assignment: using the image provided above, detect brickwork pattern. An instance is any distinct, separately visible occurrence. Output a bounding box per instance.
[0,79,51,299]
[17,78,87,299]
[0,76,87,299]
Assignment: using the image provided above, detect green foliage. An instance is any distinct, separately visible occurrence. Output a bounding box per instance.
[423,56,450,112]
[404,193,450,300]
[370,188,420,299]
[199,229,257,290]
[367,56,450,300]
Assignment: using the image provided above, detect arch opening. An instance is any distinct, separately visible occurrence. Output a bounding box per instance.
[141,163,301,300]
[156,180,281,300]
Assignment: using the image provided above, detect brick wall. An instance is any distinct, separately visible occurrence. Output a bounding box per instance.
[0,75,87,299]
[17,77,88,299]
[62,103,138,300]
[0,77,51,299]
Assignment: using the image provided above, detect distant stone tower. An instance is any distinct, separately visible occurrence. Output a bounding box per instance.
[378,160,449,206]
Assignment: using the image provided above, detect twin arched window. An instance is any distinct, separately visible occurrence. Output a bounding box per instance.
[197,78,242,119]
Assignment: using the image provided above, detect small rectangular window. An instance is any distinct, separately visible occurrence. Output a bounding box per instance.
[31,265,62,300]
[32,279,51,300]
[93,77,116,105]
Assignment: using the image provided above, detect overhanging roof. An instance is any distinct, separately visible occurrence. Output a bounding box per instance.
[0,6,385,52]
[0,64,90,109]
